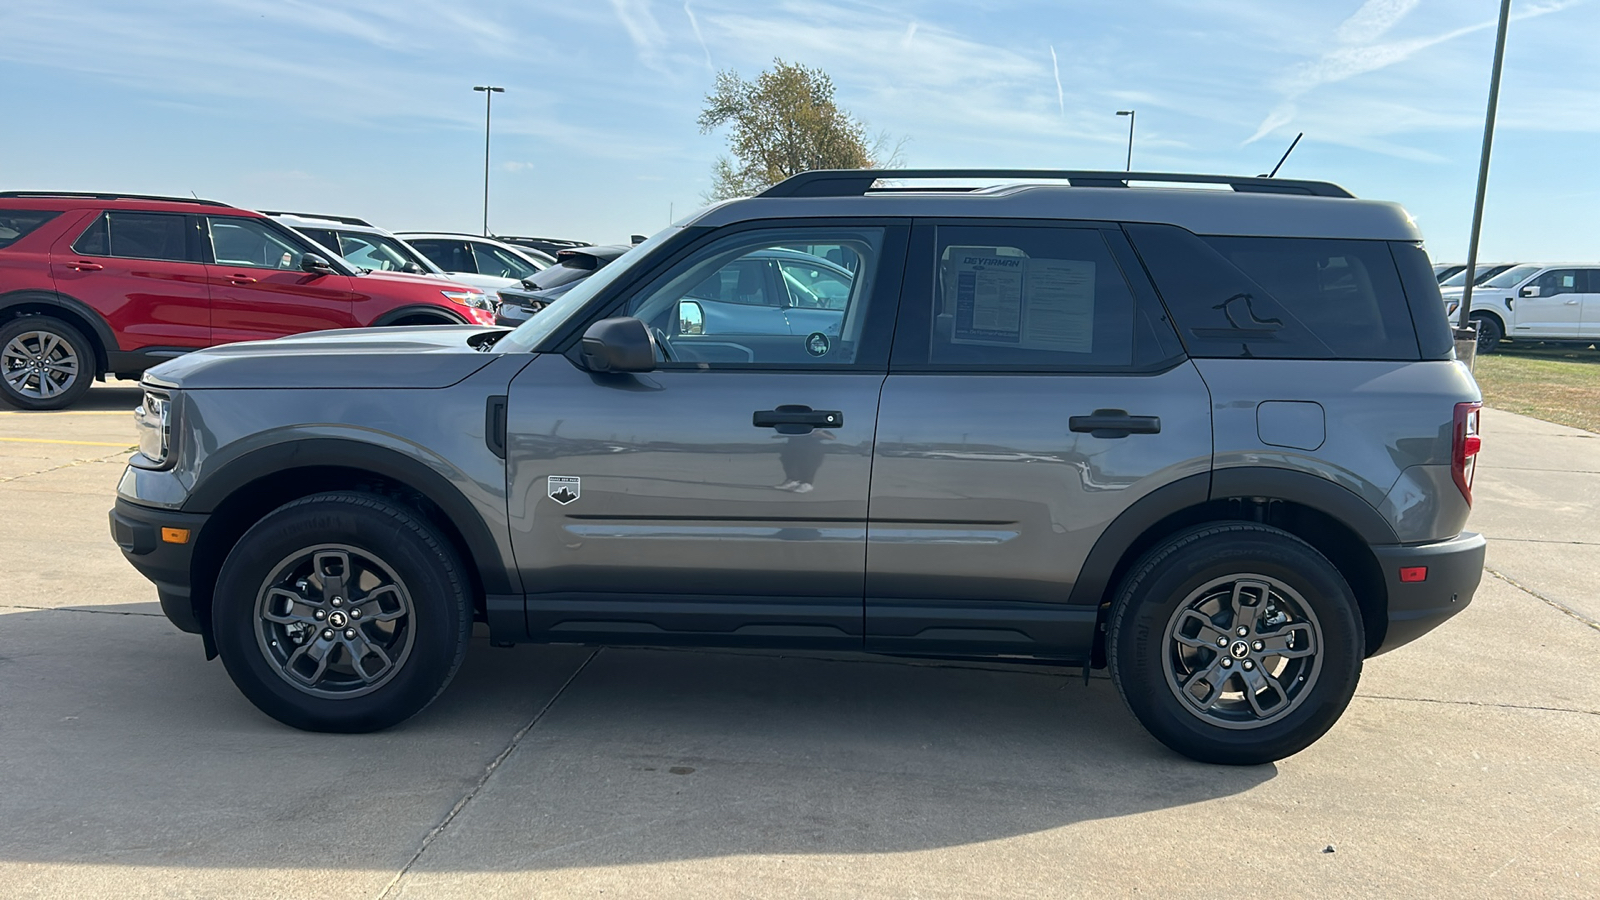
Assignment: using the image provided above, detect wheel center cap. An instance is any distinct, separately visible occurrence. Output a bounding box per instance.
[1229,640,1250,659]
[328,610,349,628]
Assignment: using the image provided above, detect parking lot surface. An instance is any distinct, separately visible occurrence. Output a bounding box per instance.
[2,384,1597,898]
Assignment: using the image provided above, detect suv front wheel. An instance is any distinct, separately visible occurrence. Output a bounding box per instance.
[213,492,473,732]
[0,315,96,410]
[1107,523,1363,765]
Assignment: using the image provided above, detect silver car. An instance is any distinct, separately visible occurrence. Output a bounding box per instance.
[111,169,1485,765]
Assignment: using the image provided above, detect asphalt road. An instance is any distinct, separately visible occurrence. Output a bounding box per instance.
[1,383,1596,898]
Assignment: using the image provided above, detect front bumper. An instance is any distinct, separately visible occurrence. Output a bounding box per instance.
[1370,531,1486,655]
[109,498,209,634]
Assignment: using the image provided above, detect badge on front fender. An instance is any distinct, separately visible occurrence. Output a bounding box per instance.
[547,476,580,505]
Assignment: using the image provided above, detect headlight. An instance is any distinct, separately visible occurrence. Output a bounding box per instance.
[133,388,172,468]
[441,289,496,311]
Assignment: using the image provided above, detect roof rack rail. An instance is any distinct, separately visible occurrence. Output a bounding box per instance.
[0,190,233,207]
[758,169,1354,199]
[259,210,374,227]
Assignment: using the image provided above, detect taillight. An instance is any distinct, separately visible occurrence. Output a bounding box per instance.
[1452,401,1482,503]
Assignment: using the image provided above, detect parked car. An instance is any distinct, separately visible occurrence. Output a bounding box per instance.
[1439,263,1516,291]
[399,233,554,284]
[1433,263,1466,283]
[494,243,634,326]
[495,235,592,257]
[110,168,1484,765]
[1443,263,1600,352]
[0,191,497,409]
[264,212,522,294]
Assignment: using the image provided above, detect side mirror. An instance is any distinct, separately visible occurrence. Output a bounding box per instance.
[401,261,425,275]
[579,317,657,373]
[678,300,704,335]
[300,253,336,276]
[1521,285,1541,298]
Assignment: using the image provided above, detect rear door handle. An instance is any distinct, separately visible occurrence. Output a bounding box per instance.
[66,261,103,271]
[753,405,842,434]
[1069,409,1161,438]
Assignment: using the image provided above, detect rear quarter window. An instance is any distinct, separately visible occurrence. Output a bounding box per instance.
[0,210,61,250]
[1125,224,1422,361]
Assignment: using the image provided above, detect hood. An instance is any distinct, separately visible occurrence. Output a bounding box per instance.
[145,326,511,390]
[357,269,483,293]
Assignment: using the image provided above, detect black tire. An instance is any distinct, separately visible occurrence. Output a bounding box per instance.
[212,491,473,732]
[1107,523,1363,765]
[1471,312,1503,354]
[0,315,97,410]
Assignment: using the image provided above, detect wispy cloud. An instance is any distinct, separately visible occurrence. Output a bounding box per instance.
[683,2,714,71]
[1048,45,1064,116]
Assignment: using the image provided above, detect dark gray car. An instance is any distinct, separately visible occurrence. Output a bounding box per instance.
[110,169,1485,764]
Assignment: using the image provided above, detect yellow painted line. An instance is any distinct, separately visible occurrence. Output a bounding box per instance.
[0,437,134,448]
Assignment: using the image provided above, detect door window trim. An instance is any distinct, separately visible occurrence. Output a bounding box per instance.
[552,218,913,374]
[888,217,1187,375]
[69,210,208,264]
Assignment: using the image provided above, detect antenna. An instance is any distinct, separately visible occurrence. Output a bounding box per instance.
[1266,133,1304,178]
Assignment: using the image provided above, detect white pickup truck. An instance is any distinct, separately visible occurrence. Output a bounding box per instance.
[1445,263,1600,352]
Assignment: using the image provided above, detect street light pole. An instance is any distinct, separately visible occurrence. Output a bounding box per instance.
[1116,110,1135,171]
[473,85,504,236]
[1457,0,1512,356]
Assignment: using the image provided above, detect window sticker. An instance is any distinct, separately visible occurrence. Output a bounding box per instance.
[946,249,1096,353]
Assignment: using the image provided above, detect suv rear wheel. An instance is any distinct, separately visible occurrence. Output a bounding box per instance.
[0,315,96,410]
[1107,523,1363,765]
[212,492,473,732]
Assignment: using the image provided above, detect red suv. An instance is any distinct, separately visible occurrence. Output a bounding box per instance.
[0,192,498,409]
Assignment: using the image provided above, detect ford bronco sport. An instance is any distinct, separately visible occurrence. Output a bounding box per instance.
[110,169,1486,765]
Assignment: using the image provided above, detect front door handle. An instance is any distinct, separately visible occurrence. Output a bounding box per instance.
[67,261,104,271]
[753,405,842,434]
[229,275,258,285]
[1565,299,1579,305]
[1069,409,1161,438]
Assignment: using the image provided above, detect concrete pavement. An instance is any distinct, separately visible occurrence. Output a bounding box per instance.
[1,385,1596,898]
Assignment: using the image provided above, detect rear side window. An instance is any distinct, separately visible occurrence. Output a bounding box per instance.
[1390,242,1454,360]
[1125,224,1421,360]
[72,212,193,262]
[410,239,474,274]
[0,210,60,250]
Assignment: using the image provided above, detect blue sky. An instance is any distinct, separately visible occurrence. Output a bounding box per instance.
[1,0,1595,261]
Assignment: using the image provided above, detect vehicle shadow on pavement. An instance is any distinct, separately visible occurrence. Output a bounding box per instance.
[5,384,144,412]
[0,610,1274,877]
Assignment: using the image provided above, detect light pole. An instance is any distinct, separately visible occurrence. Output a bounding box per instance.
[1116,110,1135,171]
[1456,0,1513,365]
[473,85,504,236]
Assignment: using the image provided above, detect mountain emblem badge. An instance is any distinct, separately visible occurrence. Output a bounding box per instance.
[547,476,581,505]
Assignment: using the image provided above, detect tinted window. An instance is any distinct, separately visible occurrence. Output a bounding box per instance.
[0,210,59,250]
[1585,270,1600,293]
[909,225,1168,370]
[296,228,341,254]
[1126,224,1420,360]
[527,260,595,291]
[626,227,884,367]
[1480,265,1537,289]
[1390,242,1454,360]
[410,239,474,274]
[777,257,852,310]
[72,212,192,262]
[208,217,306,270]
[337,233,416,272]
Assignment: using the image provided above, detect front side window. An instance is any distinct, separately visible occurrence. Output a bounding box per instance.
[626,227,885,367]
[207,217,306,270]
[0,209,60,250]
[73,212,192,262]
[471,243,539,279]
[1528,269,1579,297]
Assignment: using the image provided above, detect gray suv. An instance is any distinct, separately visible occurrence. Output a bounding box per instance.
[110,169,1485,765]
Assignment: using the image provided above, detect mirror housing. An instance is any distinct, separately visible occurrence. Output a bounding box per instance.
[1520,285,1540,298]
[579,317,657,373]
[300,253,336,276]
[401,261,425,275]
[678,300,704,335]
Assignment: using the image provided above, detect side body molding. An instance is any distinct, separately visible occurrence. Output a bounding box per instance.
[182,438,516,595]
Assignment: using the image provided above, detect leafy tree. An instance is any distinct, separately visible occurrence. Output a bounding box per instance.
[697,59,899,200]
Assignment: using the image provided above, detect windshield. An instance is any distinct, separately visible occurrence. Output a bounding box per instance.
[496,226,682,353]
[1480,265,1540,289]
[1442,265,1511,288]
[339,232,436,273]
